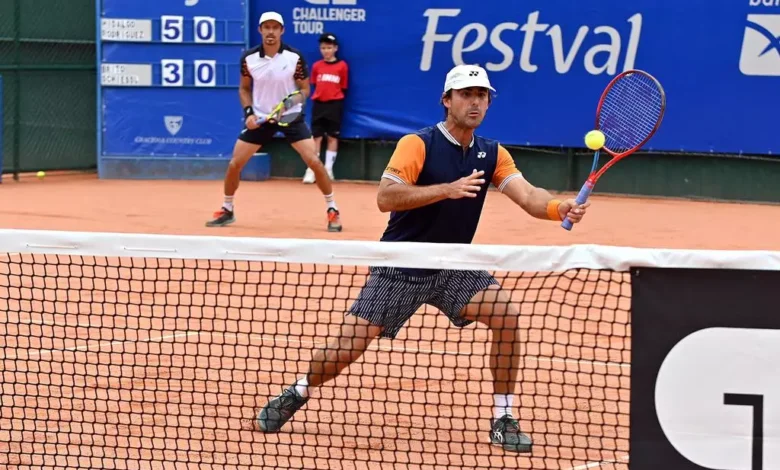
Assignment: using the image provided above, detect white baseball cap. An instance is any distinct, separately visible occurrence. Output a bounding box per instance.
[259,11,284,26]
[443,64,496,93]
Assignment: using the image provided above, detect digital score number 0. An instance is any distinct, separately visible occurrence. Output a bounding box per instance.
[160,15,218,87]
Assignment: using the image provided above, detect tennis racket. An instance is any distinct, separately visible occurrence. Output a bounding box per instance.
[561,69,666,231]
[255,90,304,127]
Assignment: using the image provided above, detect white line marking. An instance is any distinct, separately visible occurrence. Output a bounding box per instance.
[3,331,200,361]
[564,454,629,470]
[11,316,95,329]
[2,322,629,370]
[218,332,630,370]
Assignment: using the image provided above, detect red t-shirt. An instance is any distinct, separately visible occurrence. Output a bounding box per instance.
[310,59,348,102]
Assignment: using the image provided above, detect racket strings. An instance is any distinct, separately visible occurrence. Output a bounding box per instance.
[599,73,664,154]
[262,93,302,125]
[278,92,303,123]
[278,111,301,123]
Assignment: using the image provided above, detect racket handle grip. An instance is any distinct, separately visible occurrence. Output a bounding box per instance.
[255,116,267,126]
[561,181,593,231]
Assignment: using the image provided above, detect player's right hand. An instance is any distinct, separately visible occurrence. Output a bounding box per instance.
[246,115,260,130]
[447,170,485,199]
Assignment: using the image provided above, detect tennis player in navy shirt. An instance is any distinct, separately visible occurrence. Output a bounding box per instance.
[253,64,590,454]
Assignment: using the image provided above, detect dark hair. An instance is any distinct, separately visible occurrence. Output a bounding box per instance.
[441,90,452,119]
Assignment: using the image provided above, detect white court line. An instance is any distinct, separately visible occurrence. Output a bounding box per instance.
[565,454,629,470]
[3,324,629,370]
[3,331,200,361]
[12,315,95,329]
[218,332,630,370]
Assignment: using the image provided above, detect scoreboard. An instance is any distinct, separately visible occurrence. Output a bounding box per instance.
[97,0,250,169]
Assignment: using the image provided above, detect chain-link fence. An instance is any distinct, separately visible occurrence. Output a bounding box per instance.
[0,0,96,179]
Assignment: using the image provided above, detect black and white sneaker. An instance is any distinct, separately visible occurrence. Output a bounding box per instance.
[490,415,533,453]
[255,386,309,433]
[205,208,235,227]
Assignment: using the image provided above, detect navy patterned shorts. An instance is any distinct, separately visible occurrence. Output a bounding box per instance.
[347,267,499,339]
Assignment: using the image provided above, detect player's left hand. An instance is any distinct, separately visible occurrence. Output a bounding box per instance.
[559,200,590,224]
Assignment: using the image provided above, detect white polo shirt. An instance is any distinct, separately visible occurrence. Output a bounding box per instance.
[241,43,307,117]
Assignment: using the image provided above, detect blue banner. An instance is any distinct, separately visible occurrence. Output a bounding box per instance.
[98,0,249,158]
[252,0,780,155]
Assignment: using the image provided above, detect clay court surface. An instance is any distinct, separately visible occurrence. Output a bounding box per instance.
[1,173,779,470]
[2,172,780,249]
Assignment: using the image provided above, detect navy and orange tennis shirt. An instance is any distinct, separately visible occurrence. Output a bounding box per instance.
[380,122,522,245]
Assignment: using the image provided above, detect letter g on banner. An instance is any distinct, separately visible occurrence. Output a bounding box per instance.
[655,327,780,470]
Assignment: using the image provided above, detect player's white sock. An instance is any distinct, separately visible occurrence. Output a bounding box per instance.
[223,196,234,212]
[494,394,514,419]
[325,150,337,170]
[294,376,309,398]
[325,193,338,211]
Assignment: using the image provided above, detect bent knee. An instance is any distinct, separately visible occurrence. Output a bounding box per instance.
[303,154,325,169]
[469,286,521,329]
[494,307,520,331]
[228,152,254,170]
[226,159,248,176]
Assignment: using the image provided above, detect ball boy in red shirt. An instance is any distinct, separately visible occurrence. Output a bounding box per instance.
[303,33,349,184]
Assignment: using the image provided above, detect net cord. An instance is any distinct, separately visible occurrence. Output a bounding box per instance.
[1,229,778,272]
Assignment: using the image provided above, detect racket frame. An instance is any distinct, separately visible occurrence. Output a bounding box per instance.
[587,69,667,184]
[561,69,666,231]
[255,90,303,127]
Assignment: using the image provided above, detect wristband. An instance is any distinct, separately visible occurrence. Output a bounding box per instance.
[243,106,254,118]
[547,199,563,221]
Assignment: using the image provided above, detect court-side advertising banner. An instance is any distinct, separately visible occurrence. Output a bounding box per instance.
[631,267,780,470]
[255,0,779,155]
[98,0,779,158]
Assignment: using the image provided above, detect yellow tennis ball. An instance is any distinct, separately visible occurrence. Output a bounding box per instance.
[585,130,605,150]
[37,171,45,179]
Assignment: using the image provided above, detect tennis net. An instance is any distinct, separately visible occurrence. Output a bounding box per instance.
[1,229,777,470]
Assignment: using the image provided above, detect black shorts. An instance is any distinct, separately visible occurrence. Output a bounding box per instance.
[238,115,312,146]
[311,100,344,138]
[347,267,499,339]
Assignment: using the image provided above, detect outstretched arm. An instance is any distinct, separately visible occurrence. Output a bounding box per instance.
[501,176,590,222]
[494,145,589,223]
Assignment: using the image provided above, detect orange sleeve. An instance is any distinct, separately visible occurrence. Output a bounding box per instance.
[382,134,425,185]
[492,145,523,191]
